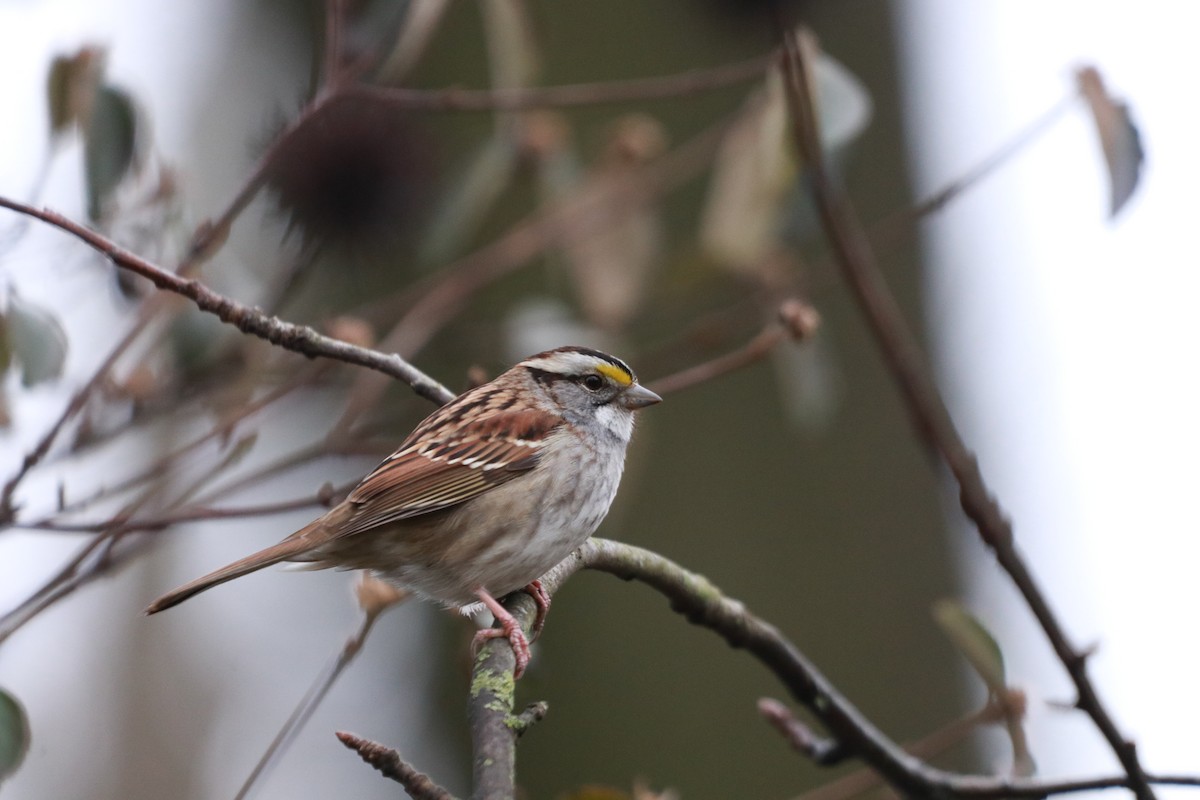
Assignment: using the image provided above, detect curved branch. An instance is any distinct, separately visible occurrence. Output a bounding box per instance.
[0,197,455,408]
[776,26,1157,800]
[470,539,1200,800]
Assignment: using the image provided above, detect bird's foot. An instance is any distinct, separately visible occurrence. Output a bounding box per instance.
[472,588,532,678]
[522,579,551,641]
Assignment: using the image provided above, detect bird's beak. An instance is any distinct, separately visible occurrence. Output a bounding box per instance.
[620,383,662,410]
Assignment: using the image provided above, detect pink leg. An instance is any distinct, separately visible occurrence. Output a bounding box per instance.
[523,580,551,641]
[472,588,531,678]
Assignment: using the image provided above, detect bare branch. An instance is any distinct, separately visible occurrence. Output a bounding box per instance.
[238,582,406,799]
[336,731,457,800]
[353,52,773,112]
[649,300,819,395]
[776,25,1156,800]
[0,197,456,407]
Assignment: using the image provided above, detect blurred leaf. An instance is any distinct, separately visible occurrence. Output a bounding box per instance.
[481,0,539,94]
[1008,716,1037,778]
[0,687,30,785]
[419,135,521,263]
[84,85,141,220]
[560,115,667,329]
[814,47,872,151]
[700,51,870,275]
[0,312,11,374]
[773,334,839,434]
[7,292,68,387]
[419,0,540,263]
[355,573,410,616]
[46,47,104,139]
[933,599,1006,694]
[700,68,795,272]
[1077,66,1143,218]
[376,0,453,84]
[220,432,259,467]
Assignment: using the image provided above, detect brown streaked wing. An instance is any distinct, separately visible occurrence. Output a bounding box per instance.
[338,408,560,536]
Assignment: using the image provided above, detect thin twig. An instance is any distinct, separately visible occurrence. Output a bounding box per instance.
[13,485,350,534]
[758,698,844,765]
[0,197,456,407]
[788,700,1002,800]
[0,320,143,519]
[649,299,819,395]
[321,0,346,90]
[869,91,1080,251]
[354,52,773,112]
[776,26,1156,800]
[336,731,457,800]
[237,596,396,800]
[332,108,739,434]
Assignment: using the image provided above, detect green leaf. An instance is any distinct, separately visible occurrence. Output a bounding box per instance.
[84,85,140,220]
[933,598,1006,693]
[7,292,68,387]
[0,687,30,785]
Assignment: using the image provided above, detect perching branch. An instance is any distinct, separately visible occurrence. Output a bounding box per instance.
[776,25,1156,800]
[468,538,1200,800]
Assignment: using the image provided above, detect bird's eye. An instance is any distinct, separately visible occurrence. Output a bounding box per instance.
[581,374,604,391]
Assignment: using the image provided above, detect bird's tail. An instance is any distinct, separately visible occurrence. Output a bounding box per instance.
[145,517,334,614]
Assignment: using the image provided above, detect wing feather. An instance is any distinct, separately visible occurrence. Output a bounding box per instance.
[338,408,559,536]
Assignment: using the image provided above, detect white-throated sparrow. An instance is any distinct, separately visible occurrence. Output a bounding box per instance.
[147,346,661,675]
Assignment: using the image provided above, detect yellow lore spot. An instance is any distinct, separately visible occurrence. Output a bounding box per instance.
[595,362,633,386]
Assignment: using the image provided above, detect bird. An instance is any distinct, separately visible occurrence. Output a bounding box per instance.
[146,346,661,676]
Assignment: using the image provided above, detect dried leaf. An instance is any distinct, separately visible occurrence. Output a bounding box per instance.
[560,115,667,329]
[84,85,141,220]
[45,47,104,139]
[1077,66,1143,218]
[701,50,871,275]
[355,573,409,616]
[700,69,794,272]
[933,599,1006,695]
[0,688,29,785]
[7,292,68,387]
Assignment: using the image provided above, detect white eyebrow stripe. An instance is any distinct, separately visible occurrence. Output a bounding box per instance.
[521,351,626,377]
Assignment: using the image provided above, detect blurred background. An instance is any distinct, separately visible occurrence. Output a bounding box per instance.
[0,1,1195,798]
